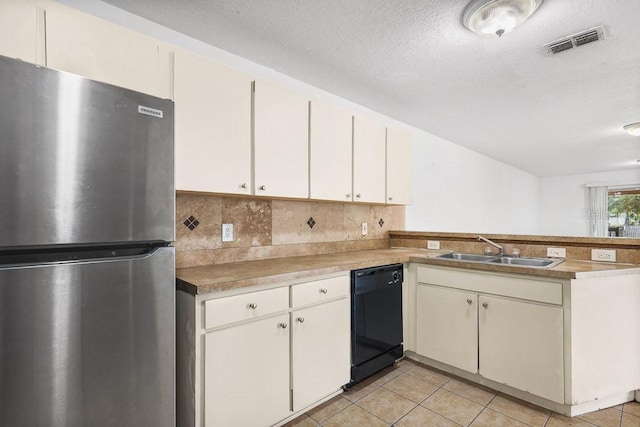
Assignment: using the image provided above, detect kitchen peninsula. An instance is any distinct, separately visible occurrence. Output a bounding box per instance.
[177,234,640,426]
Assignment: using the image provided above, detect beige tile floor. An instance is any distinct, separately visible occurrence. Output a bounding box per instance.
[285,359,640,427]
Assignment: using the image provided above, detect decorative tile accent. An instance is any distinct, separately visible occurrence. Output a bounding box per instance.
[183,215,200,231]
[175,194,222,251]
[307,217,316,229]
[221,197,272,248]
[309,203,346,243]
[272,200,312,245]
[176,194,405,268]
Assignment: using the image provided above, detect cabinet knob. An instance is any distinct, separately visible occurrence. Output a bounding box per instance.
[297,317,305,323]
[466,299,472,304]
[248,303,258,309]
[346,193,351,199]
[240,183,248,189]
[259,185,267,191]
[388,196,393,202]
[278,322,288,329]
[320,288,328,294]
[482,302,488,308]
[356,194,361,199]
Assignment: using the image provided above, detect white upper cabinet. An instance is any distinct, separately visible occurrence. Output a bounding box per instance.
[44,3,168,98]
[254,79,309,199]
[353,115,386,203]
[386,127,413,205]
[309,100,353,202]
[0,0,40,64]
[173,49,252,194]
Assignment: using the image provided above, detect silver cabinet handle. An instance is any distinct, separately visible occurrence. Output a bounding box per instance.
[356,194,361,199]
[259,185,267,191]
[388,196,393,201]
[297,317,305,323]
[346,193,351,199]
[320,288,328,294]
[279,322,288,329]
[240,183,248,189]
[248,303,257,309]
[482,302,488,308]
[467,299,472,304]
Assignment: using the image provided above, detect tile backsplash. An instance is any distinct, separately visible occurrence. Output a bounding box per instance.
[176,193,405,268]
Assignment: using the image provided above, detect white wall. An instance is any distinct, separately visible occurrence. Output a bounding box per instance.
[538,169,640,237]
[61,0,541,236]
[406,132,539,234]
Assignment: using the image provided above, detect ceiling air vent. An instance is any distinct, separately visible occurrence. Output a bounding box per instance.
[543,26,606,55]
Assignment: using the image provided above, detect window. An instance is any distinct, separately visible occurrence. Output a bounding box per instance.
[608,187,640,237]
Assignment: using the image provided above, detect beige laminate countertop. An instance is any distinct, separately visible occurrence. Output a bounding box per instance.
[176,248,640,295]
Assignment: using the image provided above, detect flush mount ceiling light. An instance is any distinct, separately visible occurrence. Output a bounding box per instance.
[623,122,640,136]
[463,0,544,37]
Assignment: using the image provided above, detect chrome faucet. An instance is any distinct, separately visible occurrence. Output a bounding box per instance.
[477,235,503,255]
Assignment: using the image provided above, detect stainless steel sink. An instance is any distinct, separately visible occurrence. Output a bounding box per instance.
[436,253,499,262]
[435,253,564,269]
[487,257,560,267]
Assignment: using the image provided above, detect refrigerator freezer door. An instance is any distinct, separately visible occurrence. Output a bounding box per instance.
[0,56,174,248]
[0,247,175,427]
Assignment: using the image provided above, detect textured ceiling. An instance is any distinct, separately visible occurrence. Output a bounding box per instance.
[102,0,640,177]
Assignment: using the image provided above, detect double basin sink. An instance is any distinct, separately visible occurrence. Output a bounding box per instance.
[436,252,564,269]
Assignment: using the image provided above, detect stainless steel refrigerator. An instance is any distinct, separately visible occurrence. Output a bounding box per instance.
[0,56,175,426]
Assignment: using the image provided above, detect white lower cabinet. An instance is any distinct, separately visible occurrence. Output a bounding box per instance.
[414,267,565,404]
[204,313,290,427]
[479,295,564,404]
[416,285,477,374]
[291,297,350,412]
[181,275,351,427]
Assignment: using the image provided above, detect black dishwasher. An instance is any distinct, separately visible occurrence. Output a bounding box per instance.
[349,263,403,386]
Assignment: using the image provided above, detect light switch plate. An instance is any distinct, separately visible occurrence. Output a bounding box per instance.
[361,222,368,236]
[427,240,441,250]
[222,223,234,242]
[591,249,616,262]
[547,247,566,258]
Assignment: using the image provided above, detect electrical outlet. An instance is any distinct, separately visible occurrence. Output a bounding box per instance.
[427,240,441,250]
[222,223,234,242]
[361,222,368,236]
[591,249,616,262]
[546,247,566,258]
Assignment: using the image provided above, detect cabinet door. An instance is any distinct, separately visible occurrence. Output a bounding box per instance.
[44,3,166,98]
[353,115,386,203]
[386,127,412,205]
[416,284,478,373]
[204,314,291,427]
[174,49,252,194]
[309,100,353,202]
[0,0,39,64]
[292,298,350,411]
[479,296,564,403]
[254,79,309,198]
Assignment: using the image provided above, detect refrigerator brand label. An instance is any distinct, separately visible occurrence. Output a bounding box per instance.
[138,105,163,118]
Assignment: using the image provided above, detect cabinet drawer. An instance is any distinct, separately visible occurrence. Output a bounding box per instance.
[204,287,289,329]
[417,266,563,305]
[292,276,349,307]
